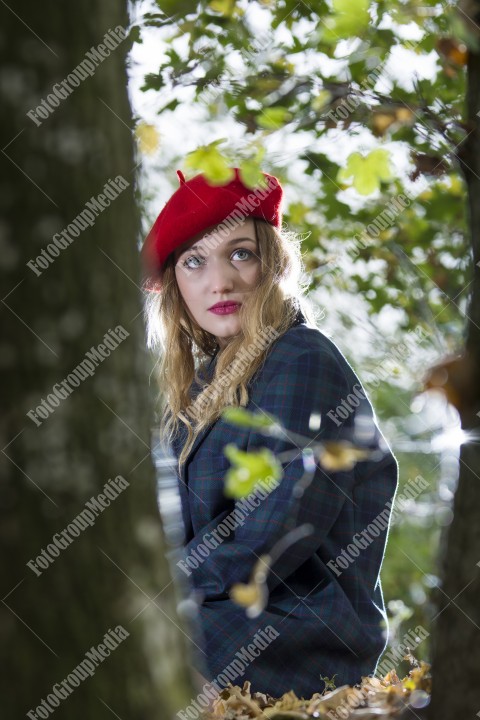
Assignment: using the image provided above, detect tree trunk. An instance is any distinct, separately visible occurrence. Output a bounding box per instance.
[0,3,195,718]
[429,11,480,718]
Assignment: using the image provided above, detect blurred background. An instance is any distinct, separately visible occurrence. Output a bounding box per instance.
[2,1,479,717]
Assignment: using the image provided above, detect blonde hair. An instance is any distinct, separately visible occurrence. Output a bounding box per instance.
[143,218,319,476]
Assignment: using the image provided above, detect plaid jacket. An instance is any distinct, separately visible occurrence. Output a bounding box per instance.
[170,314,398,699]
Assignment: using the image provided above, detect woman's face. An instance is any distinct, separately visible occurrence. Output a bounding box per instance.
[173,218,261,349]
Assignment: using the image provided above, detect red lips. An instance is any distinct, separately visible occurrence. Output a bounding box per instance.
[208,301,241,310]
[208,302,241,315]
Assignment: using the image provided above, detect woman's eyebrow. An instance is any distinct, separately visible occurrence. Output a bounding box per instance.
[178,236,257,256]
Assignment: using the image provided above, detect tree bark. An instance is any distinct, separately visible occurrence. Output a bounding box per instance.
[429,8,480,717]
[0,2,195,717]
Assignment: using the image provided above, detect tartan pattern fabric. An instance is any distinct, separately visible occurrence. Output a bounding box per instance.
[169,319,398,698]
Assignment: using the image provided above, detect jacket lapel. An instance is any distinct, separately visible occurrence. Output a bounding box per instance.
[180,423,215,485]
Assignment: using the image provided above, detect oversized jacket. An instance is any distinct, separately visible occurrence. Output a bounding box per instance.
[169,311,398,699]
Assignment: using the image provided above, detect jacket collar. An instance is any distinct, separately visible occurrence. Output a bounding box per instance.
[293,306,306,326]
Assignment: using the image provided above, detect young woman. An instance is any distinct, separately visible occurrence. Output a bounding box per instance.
[142,167,398,700]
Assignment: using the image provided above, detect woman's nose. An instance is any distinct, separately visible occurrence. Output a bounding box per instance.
[207,259,235,291]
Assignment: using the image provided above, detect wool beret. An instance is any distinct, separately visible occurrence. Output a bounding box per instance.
[141,167,283,291]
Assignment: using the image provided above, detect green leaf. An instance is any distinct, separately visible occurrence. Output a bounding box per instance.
[158,98,180,114]
[323,0,370,43]
[257,106,293,130]
[208,0,242,17]
[238,156,268,190]
[337,149,393,195]
[287,201,311,225]
[185,142,235,183]
[223,444,283,499]
[156,0,197,15]
[222,406,277,430]
[129,25,143,44]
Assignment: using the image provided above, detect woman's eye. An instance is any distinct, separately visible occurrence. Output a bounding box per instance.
[181,248,253,269]
[232,248,252,261]
[182,255,205,269]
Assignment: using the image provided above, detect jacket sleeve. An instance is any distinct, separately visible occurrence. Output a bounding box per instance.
[180,343,387,601]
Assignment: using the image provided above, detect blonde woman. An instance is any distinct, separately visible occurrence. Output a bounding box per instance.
[142,167,398,700]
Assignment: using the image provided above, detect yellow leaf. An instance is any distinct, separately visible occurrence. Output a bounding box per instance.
[229,555,270,617]
[135,122,160,155]
[395,107,415,124]
[437,37,468,66]
[229,582,262,608]
[312,90,332,112]
[319,441,371,471]
[372,112,397,135]
[372,108,414,136]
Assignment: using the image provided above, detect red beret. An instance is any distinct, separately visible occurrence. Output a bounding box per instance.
[141,167,283,291]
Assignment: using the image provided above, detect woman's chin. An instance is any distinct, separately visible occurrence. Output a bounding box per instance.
[206,317,241,336]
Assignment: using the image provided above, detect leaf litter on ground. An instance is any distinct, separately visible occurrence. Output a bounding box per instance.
[200,657,431,720]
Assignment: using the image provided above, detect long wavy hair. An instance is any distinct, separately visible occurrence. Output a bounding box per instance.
[143,218,320,476]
